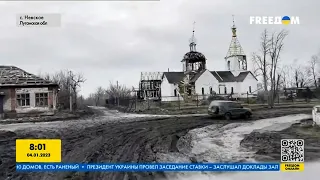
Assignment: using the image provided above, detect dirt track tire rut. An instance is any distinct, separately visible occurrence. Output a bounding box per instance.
[1,107,311,180]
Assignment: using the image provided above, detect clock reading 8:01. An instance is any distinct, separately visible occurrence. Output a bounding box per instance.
[30,143,46,150]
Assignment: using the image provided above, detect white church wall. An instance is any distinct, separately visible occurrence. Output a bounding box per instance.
[217,82,241,96]
[239,73,258,97]
[216,74,258,98]
[225,82,241,95]
[161,76,183,101]
[218,85,225,94]
[195,70,219,96]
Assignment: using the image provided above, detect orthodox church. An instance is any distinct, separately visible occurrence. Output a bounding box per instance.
[138,19,258,101]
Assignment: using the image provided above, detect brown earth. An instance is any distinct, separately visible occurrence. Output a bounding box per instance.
[0,107,312,180]
[0,106,101,124]
[132,103,316,115]
[240,119,320,162]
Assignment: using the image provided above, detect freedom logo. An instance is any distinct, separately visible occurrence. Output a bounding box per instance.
[249,16,300,25]
[280,139,304,172]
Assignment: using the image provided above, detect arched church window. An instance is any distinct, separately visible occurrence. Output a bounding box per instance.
[227,61,230,70]
[210,87,212,94]
[202,87,204,95]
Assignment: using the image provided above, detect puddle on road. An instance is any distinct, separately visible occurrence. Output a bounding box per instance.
[188,114,311,162]
[162,114,313,180]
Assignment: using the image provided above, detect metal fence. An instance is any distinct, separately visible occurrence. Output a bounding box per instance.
[105,94,260,112]
[105,90,320,112]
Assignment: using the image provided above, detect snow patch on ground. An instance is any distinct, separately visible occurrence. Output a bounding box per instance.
[168,114,312,180]
[0,107,207,132]
[157,153,191,163]
[186,114,311,163]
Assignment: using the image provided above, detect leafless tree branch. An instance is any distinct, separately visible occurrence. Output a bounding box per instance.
[268,29,288,107]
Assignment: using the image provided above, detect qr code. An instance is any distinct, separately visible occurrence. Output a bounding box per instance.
[281,139,304,162]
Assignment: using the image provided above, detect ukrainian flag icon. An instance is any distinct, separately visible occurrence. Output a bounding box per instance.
[282,16,291,25]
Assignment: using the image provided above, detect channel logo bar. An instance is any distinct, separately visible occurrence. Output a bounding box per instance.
[280,163,304,172]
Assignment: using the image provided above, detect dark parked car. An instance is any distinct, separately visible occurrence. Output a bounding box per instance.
[208,100,252,120]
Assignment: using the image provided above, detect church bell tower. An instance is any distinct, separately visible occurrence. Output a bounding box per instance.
[180,22,207,97]
[181,22,206,76]
[225,15,247,76]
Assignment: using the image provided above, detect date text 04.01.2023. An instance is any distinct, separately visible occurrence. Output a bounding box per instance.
[27,153,51,157]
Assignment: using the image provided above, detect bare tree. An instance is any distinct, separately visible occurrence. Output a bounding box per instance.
[83,82,132,107]
[105,81,131,105]
[106,81,131,99]
[308,55,319,87]
[294,67,299,88]
[280,65,293,88]
[69,71,86,110]
[252,29,270,91]
[41,70,85,110]
[293,64,311,88]
[299,66,311,87]
[93,86,105,106]
[268,30,288,107]
[77,95,85,107]
[83,93,96,106]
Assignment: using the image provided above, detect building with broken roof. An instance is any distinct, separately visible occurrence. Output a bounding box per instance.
[0,66,59,118]
[139,19,258,101]
[137,72,162,100]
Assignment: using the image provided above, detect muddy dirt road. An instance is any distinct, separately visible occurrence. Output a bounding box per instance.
[0,107,312,180]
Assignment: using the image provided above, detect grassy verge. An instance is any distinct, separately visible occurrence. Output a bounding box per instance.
[0,106,96,124]
[135,103,316,115]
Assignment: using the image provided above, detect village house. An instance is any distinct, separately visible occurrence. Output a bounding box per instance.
[0,66,59,118]
[138,19,259,102]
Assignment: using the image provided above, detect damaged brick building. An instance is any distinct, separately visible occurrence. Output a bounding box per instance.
[0,66,59,118]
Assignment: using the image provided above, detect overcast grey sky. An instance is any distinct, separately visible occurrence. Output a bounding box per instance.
[0,0,319,97]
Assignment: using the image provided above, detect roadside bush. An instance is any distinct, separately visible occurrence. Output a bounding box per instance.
[313,88,320,98]
[207,95,225,102]
[248,98,257,104]
[238,97,257,104]
[161,102,176,108]
[257,91,267,103]
[200,100,209,105]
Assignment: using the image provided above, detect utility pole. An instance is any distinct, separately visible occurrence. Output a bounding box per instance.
[69,71,73,112]
[116,81,119,106]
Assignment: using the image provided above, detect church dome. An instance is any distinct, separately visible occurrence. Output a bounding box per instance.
[182,51,206,63]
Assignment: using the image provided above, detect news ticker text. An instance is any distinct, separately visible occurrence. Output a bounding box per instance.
[16,163,304,172]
